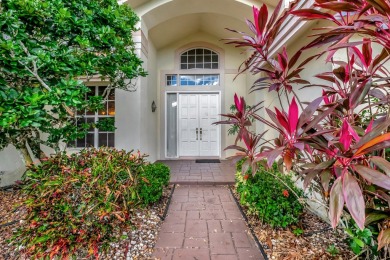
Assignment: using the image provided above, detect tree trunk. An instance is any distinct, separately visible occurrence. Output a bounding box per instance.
[19,145,33,167]
[27,139,47,160]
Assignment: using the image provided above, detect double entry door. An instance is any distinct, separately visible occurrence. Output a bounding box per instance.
[178,93,220,157]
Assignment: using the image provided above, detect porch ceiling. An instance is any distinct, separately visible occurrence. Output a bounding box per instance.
[123,0,279,10]
[148,13,250,49]
[125,0,270,49]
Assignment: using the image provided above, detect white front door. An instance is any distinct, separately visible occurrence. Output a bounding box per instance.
[178,93,220,157]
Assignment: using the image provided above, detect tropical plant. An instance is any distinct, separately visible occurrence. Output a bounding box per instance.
[236,161,304,228]
[0,0,146,166]
[138,162,170,206]
[10,147,166,259]
[218,0,390,255]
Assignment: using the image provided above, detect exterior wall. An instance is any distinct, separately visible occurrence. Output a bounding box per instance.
[140,39,159,162]
[115,26,159,162]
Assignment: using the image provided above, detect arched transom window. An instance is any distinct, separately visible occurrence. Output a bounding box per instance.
[166,48,220,86]
[180,48,219,69]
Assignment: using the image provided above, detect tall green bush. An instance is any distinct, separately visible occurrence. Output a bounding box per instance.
[138,163,170,206]
[0,0,146,165]
[236,162,304,228]
[11,147,169,259]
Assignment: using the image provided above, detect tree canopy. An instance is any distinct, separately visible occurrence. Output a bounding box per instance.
[0,0,146,165]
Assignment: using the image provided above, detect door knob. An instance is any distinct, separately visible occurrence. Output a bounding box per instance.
[200,128,203,140]
[196,128,198,140]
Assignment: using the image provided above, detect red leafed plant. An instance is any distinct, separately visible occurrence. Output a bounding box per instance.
[219,0,390,254]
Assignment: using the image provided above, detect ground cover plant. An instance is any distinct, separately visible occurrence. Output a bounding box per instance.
[9,147,170,259]
[236,160,304,228]
[0,0,146,166]
[218,0,390,258]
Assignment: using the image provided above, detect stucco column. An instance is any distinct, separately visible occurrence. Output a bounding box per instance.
[115,23,145,152]
[116,21,158,161]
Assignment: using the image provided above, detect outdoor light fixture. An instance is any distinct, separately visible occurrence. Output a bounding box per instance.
[151,101,157,112]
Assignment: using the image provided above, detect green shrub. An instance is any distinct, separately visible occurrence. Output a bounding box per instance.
[236,161,304,228]
[138,163,170,205]
[12,147,153,259]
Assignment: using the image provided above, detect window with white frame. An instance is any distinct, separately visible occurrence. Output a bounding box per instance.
[166,48,220,87]
[180,48,219,69]
[71,86,115,148]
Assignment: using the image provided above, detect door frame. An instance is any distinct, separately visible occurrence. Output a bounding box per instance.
[165,91,221,159]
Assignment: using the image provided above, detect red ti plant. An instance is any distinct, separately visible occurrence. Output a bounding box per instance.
[219,0,390,252]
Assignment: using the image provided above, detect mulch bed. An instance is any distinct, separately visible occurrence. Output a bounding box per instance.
[231,186,354,260]
[0,185,174,260]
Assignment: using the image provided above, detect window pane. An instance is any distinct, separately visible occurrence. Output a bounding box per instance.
[98,102,108,115]
[108,102,115,116]
[188,55,195,63]
[99,133,107,147]
[86,133,94,147]
[167,94,177,157]
[166,74,178,86]
[108,89,115,100]
[76,137,85,148]
[107,133,115,147]
[86,117,95,131]
[179,74,219,86]
[98,86,107,96]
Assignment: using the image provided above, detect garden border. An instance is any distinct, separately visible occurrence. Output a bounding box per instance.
[229,185,268,260]
[0,184,20,191]
[158,184,176,221]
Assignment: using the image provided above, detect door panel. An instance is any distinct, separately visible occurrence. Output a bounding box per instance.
[179,94,199,156]
[178,93,220,157]
[199,94,219,156]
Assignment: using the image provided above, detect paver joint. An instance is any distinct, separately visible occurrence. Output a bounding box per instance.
[153,184,264,260]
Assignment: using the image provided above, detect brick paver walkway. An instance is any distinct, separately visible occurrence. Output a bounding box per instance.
[158,160,236,185]
[152,185,264,260]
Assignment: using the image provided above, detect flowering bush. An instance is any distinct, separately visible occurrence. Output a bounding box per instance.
[11,147,169,259]
[236,161,304,228]
[219,0,390,254]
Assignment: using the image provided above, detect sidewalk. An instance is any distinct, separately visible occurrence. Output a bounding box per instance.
[152,185,264,260]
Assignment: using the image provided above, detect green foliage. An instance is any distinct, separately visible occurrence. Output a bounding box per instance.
[95,117,116,132]
[292,227,304,236]
[236,161,304,228]
[345,221,378,256]
[138,163,170,206]
[326,244,339,256]
[0,0,146,163]
[11,147,166,259]
[227,104,254,136]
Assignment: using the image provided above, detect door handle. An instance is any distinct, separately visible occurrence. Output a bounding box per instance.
[196,128,198,140]
[200,128,203,140]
